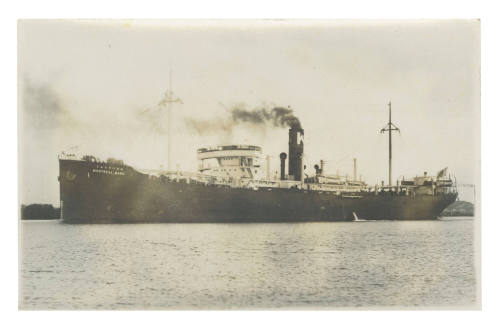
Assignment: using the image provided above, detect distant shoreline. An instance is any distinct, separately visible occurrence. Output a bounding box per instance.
[21,204,60,220]
[440,200,474,217]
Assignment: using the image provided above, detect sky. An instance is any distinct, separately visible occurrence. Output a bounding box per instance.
[18,20,480,204]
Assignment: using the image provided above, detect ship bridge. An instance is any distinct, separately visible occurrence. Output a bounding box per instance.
[197,145,263,179]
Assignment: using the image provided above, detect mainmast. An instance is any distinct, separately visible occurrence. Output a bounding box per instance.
[380,101,400,187]
[158,71,182,171]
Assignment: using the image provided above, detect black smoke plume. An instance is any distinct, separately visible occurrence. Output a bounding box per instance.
[231,106,301,129]
[185,105,301,135]
[22,78,78,132]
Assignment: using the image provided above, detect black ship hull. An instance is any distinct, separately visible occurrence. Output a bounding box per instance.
[59,159,457,223]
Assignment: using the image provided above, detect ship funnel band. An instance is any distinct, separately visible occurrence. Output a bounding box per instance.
[288,127,304,181]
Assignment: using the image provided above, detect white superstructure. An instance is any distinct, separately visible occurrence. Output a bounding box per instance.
[197,145,263,179]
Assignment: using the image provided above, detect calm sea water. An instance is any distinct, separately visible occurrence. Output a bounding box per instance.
[19,218,478,309]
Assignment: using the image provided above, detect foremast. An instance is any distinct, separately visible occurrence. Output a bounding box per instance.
[158,71,183,172]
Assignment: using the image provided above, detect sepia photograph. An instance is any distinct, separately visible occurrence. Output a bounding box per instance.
[18,19,480,310]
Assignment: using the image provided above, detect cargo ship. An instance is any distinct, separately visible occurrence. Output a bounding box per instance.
[58,102,457,223]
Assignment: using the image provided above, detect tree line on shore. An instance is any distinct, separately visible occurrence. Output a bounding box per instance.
[21,204,60,220]
[440,200,474,217]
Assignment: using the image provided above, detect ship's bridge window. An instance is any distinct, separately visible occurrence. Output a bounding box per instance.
[220,156,240,167]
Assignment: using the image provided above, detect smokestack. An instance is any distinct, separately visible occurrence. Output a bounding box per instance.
[266,155,270,180]
[353,158,357,181]
[320,160,325,175]
[279,152,287,180]
[300,158,304,182]
[288,127,304,181]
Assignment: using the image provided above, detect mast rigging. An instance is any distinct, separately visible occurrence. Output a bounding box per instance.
[380,101,400,187]
[158,71,183,171]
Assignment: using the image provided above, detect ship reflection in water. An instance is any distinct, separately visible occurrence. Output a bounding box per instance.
[20,218,476,309]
